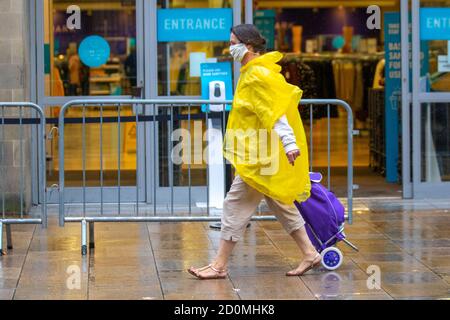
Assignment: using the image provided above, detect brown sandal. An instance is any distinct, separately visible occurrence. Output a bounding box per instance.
[187,264,228,280]
[286,253,322,276]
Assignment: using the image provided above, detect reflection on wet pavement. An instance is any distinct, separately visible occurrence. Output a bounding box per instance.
[1,200,449,300]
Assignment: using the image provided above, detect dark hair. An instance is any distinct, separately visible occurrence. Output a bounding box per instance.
[231,24,267,53]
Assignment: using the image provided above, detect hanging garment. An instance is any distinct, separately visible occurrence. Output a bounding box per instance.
[332,60,341,99]
[332,60,358,118]
[294,61,318,99]
[361,59,379,120]
[344,62,356,103]
[279,58,319,120]
[353,61,364,118]
[279,59,319,99]
[303,59,338,118]
[224,51,311,204]
[293,61,319,120]
[284,61,301,85]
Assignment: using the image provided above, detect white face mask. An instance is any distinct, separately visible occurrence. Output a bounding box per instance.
[229,43,249,62]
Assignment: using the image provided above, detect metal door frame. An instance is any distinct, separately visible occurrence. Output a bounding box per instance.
[400,0,412,198]
[34,0,147,203]
[410,0,450,197]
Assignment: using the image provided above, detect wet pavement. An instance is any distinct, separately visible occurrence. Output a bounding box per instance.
[1,198,449,300]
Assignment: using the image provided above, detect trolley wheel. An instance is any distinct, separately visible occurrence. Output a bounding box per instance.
[321,247,343,271]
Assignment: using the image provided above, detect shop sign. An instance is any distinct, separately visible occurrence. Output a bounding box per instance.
[384,12,429,183]
[199,62,233,210]
[200,62,233,112]
[78,36,110,68]
[437,41,450,72]
[384,13,402,183]
[157,9,233,42]
[420,8,450,40]
[254,10,276,50]
[438,55,450,72]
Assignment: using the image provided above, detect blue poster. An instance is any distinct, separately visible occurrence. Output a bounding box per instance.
[157,9,233,42]
[78,35,110,67]
[254,10,276,50]
[384,13,402,183]
[200,62,233,112]
[44,44,50,74]
[384,12,429,183]
[420,8,450,40]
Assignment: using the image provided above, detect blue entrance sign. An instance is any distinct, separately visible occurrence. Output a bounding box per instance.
[157,8,233,42]
[420,8,450,40]
[78,35,110,67]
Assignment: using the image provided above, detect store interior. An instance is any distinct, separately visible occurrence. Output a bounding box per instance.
[46,1,137,98]
[157,0,405,197]
[257,3,399,197]
[43,0,450,198]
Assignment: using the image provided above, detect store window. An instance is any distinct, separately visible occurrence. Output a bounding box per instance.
[420,2,450,93]
[254,4,398,195]
[45,105,137,188]
[43,1,138,189]
[156,0,233,96]
[421,103,450,182]
[420,1,450,182]
[156,0,234,188]
[44,0,137,97]
[425,39,450,92]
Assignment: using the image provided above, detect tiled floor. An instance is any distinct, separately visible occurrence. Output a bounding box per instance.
[1,199,449,300]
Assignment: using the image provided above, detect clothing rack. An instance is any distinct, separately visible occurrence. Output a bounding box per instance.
[283,52,384,62]
[280,52,383,127]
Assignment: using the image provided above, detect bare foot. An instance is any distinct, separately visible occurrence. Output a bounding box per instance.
[286,252,321,276]
[188,264,228,280]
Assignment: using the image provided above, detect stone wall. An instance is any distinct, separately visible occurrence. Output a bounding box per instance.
[0,0,32,214]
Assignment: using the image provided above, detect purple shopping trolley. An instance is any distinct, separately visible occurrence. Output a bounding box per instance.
[294,172,358,270]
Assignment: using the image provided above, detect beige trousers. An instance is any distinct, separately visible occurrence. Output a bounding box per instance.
[221,175,305,241]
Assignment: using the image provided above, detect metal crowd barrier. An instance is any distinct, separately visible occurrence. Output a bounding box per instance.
[57,99,354,255]
[0,102,47,256]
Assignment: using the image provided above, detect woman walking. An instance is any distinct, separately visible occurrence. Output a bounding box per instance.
[188,24,320,279]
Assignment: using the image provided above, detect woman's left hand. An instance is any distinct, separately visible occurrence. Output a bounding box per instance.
[286,149,300,166]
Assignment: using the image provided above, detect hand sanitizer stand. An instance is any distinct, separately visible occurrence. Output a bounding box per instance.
[195,81,226,228]
[207,117,226,229]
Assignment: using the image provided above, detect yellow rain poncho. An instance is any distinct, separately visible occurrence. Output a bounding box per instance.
[223,51,311,205]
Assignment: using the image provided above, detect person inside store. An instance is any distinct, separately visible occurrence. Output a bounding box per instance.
[68,48,82,96]
[188,24,320,280]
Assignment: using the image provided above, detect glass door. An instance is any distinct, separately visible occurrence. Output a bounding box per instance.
[144,0,239,206]
[410,0,450,197]
[36,0,146,203]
